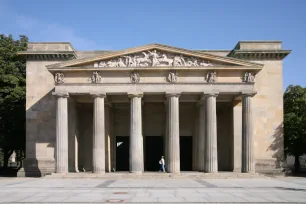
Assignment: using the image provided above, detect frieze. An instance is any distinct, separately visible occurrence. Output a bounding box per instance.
[93,50,215,68]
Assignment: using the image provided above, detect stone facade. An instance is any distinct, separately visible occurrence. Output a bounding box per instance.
[18,41,290,177]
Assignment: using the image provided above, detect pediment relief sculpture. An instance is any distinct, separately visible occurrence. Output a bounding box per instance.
[54,72,64,84]
[93,50,215,68]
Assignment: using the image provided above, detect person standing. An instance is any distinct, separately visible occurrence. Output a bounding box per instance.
[159,156,165,172]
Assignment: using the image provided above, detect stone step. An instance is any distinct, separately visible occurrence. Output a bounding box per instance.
[45,172,266,179]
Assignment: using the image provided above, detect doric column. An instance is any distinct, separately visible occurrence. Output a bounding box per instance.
[242,93,255,173]
[166,93,180,173]
[204,93,218,173]
[53,92,69,173]
[92,93,106,174]
[105,102,112,172]
[128,92,144,173]
[197,99,206,172]
[164,100,169,170]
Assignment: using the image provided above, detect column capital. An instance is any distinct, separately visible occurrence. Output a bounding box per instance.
[203,92,218,98]
[166,92,181,98]
[128,92,143,98]
[90,92,106,98]
[52,92,69,98]
[242,91,257,97]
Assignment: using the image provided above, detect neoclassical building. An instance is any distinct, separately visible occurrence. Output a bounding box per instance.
[18,41,290,177]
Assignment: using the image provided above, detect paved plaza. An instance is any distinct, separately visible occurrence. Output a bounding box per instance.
[0,177,306,203]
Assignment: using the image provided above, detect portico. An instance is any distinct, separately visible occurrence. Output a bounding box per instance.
[52,87,255,174]
[19,41,290,177]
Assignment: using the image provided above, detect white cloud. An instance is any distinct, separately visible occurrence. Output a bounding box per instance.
[0,3,100,50]
[14,15,97,50]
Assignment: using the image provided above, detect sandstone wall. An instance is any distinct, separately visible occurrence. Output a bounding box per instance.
[253,60,284,170]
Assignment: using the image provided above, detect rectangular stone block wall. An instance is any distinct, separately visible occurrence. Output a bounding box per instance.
[253,60,284,171]
[24,60,59,176]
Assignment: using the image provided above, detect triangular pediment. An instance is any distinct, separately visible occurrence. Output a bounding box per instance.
[47,44,263,69]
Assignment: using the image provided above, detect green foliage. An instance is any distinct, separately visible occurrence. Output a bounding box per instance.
[0,34,28,167]
[284,85,306,170]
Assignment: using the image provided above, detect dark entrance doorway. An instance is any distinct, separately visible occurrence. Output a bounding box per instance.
[180,136,192,171]
[116,136,129,171]
[145,136,163,171]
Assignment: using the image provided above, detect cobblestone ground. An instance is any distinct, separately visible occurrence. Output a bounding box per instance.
[0,177,306,203]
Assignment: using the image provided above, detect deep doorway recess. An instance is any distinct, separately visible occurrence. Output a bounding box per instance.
[116,136,129,171]
[180,136,192,171]
[145,136,164,171]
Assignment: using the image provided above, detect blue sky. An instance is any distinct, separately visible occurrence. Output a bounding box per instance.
[0,0,305,90]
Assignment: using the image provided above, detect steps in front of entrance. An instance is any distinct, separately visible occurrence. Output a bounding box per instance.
[45,172,266,179]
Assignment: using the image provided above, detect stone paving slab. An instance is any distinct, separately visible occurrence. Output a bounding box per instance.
[0,177,305,203]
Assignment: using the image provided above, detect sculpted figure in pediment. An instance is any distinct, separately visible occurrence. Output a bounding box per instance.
[93,50,218,68]
[136,52,151,67]
[148,50,161,66]
[173,55,186,66]
[200,61,213,66]
[117,58,126,67]
[158,54,174,66]
[99,61,107,67]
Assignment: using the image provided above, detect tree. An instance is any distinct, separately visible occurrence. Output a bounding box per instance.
[284,85,306,172]
[0,34,27,169]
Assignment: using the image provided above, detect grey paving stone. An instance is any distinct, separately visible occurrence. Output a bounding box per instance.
[183,196,209,202]
[128,197,159,202]
[158,197,186,202]
[206,196,248,202]
[41,196,69,202]
[18,196,47,202]
[242,196,273,202]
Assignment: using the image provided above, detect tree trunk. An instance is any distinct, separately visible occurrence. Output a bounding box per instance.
[294,155,300,173]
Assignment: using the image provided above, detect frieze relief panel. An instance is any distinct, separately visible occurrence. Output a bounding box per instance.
[93,50,217,68]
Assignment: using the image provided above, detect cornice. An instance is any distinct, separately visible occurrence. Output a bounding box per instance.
[228,50,291,60]
[47,65,262,73]
[17,51,76,60]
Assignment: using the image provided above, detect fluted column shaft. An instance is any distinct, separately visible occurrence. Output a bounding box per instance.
[129,93,144,173]
[54,92,69,173]
[164,101,169,170]
[198,101,206,172]
[205,93,218,173]
[92,93,106,173]
[166,93,180,173]
[242,94,255,173]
